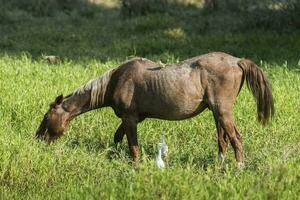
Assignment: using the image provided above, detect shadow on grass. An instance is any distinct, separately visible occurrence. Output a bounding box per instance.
[64,134,218,168]
[65,134,129,160]
[1,0,300,67]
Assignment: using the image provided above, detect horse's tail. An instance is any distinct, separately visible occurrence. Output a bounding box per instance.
[238,59,275,125]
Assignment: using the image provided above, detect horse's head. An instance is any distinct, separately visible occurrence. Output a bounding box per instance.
[36,95,70,142]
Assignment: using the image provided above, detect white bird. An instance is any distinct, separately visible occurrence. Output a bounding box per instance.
[156,143,165,168]
[156,134,168,169]
[161,134,168,156]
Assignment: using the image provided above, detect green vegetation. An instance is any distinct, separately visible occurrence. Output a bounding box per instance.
[0,0,299,199]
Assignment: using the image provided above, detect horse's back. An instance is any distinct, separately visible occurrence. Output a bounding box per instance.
[109,52,244,119]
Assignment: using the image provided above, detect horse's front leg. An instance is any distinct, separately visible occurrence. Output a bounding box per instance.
[122,117,139,162]
[114,123,125,144]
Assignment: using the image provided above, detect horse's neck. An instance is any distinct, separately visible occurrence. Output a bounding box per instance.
[62,93,92,119]
[62,70,114,118]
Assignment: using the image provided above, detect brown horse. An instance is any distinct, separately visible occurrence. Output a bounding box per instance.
[36,52,274,166]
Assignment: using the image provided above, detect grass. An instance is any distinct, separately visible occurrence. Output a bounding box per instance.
[0,1,300,199]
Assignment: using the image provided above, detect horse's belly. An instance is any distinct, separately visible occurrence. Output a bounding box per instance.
[141,99,206,120]
[136,71,205,120]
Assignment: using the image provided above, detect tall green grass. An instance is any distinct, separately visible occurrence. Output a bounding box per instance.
[0,1,300,199]
[1,53,299,200]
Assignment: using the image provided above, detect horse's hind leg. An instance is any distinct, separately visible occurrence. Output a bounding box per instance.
[233,126,244,168]
[213,108,244,166]
[213,116,229,165]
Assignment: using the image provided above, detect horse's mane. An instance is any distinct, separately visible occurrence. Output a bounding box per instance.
[73,69,114,108]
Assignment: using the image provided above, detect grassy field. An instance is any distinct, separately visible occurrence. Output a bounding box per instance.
[1,1,300,199]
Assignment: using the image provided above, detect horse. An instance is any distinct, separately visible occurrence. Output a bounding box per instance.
[36,52,274,167]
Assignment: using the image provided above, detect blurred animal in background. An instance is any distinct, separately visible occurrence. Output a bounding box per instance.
[44,55,60,64]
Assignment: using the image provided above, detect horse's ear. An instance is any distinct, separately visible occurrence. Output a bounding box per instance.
[55,94,64,105]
